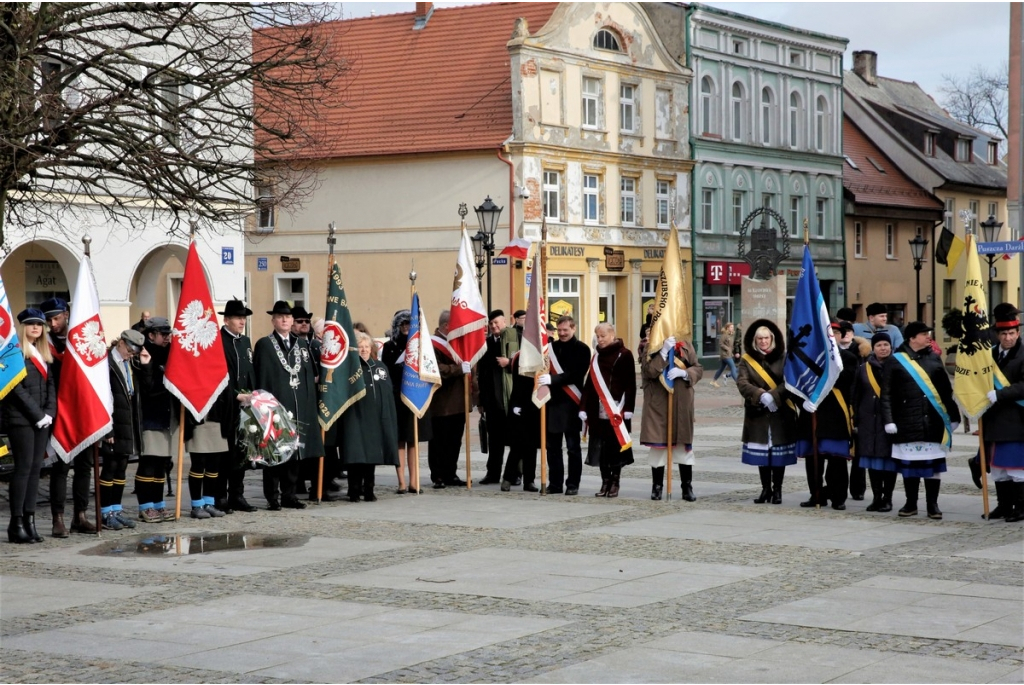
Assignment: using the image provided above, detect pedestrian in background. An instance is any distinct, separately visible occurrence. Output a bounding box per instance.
[710,321,737,388]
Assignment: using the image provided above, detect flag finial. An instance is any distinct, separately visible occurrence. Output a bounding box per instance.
[82,234,91,257]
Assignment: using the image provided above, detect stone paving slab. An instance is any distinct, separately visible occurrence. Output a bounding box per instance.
[1,534,410,577]
[741,575,1024,648]
[0,576,163,619]
[954,540,1024,562]
[316,547,776,608]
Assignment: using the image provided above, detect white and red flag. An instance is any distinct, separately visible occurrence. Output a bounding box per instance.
[499,236,532,260]
[51,256,112,462]
[164,242,228,421]
[448,228,487,366]
[518,246,550,408]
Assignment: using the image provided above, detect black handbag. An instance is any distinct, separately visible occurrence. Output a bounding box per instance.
[478,413,488,454]
[585,435,603,467]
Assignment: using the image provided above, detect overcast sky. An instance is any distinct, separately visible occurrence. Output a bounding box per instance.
[336,1,1010,97]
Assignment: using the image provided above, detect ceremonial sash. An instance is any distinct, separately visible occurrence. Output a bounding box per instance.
[548,347,581,405]
[48,340,63,363]
[431,335,460,365]
[893,352,952,448]
[741,353,797,413]
[865,363,881,398]
[589,352,631,450]
[831,387,853,435]
[28,344,48,379]
[992,365,1024,408]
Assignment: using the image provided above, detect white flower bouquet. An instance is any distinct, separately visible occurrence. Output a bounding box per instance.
[237,390,301,466]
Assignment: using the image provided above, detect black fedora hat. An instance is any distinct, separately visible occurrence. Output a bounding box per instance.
[291,305,312,320]
[219,300,253,317]
[267,300,292,316]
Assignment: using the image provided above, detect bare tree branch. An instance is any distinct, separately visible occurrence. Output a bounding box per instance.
[939,62,1009,151]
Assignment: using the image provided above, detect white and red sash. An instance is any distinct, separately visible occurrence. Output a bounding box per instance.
[589,352,631,450]
[431,335,460,364]
[48,338,64,364]
[28,344,48,379]
[548,348,581,405]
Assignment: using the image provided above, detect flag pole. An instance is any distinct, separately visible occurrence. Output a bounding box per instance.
[409,265,420,494]
[665,221,678,501]
[173,221,198,520]
[315,223,337,505]
[978,418,991,518]
[81,235,104,534]
[459,206,473,490]
[539,219,548,496]
[803,221,820,509]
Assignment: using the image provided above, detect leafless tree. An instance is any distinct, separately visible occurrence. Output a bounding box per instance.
[0,2,349,247]
[939,62,1009,153]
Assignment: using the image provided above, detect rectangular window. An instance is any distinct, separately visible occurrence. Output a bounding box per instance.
[152,74,181,145]
[582,77,600,129]
[956,138,973,162]
[547,275,581,321]
[854,222,864,257]
[620,177,637,225]
[988,201,999,222]
[656,180,671,228]
[789,197,801,237]
[543,170,561,221]
[731,191,745,235]
[988,141,999,165]
[885,223,895,258]
[583,174,600,224]
[39,59,64,129]
[969,200,979,233]
[701,188,715,232]
[816,198,826,238]
[944,198,955,231]
[619,83,636,133]
[762,193,775,211]
[275,275,308,311]
[942,279,956,320]
[256,183,275,233]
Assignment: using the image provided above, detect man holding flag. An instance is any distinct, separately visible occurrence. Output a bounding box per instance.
[399,292,442,494]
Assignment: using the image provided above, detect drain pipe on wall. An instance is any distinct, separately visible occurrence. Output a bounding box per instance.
[498,139,515,313]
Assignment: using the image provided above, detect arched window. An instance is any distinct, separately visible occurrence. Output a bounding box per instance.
[789,91,802,149]
[815,96,828,152]
[701,76,715,135]
[594,29,621,52]
[731,82,744,141]
[760,87,774,145]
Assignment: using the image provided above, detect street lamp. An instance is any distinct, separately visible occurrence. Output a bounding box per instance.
[473,196,503,313]
[908,234,928,321]
[470,232,486,289]
[980,214,1004,304]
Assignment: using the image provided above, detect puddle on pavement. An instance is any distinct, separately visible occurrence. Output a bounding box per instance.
[80,531,309,557]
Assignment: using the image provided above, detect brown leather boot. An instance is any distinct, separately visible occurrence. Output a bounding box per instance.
[595,479,610,497]
[70,511,97,534]
[608,473,620,498]
[52,512,69,538]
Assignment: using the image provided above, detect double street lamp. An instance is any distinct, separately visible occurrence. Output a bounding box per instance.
[980,214,1004,303]
[908,234,928,322]
[467,196,503,313]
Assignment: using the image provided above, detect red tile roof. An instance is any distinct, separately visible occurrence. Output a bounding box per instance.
[256,2,558,161]
[842,118,942,210]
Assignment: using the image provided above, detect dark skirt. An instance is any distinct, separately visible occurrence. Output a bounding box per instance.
[584,421,634,470]
[861,455,898,472]
[796,438,851,460]
[896,458,946,479]
[741,442,797,467]
[394,400,432,444]
[990,441,1024,470]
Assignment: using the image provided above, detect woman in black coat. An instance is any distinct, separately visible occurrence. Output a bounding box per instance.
[380,309,431,494]
[3,309,56,543]
[852,332,898,512]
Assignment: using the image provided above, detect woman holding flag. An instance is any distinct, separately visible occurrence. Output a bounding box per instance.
[382,309,432,494]
[4,309,55,543]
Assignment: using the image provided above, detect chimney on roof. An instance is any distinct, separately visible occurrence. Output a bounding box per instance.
[413,2,433,30]
[853,50,878,86]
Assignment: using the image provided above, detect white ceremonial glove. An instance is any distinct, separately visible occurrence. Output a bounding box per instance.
[512,407,521,416]
[660,336,677,361]
[760,393,777,412]
[461,362,471,374]
[667,367,687,381]
[951,422,960,432]
[623,411,633,420]
[884,423,898,435]
[802,400,815,413]
[35,415,53,429]
[537,374,551,386]
[987,390,998,403]
[579,411,588,422]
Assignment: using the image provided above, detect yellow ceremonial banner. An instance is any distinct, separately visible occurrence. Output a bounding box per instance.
[647,225,690,355]
[945,233,965,277]
[952,233,995,418]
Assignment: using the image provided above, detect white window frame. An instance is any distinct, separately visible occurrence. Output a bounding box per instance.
[956,138,973,162]
[789,196,801,237]
[256,182,276,233]
[944,198,955,230]
[619,82,637,134]
[656,180,671,228]
[762,193,775,211]
[789,91,802,149]
[760,87,773,145]
[582,77,601,129]
[700,76,715,135]
[885,223,894,258]
[543,170,561,221]
[816,198,827,238]
[583,173,600,225]
[274,273,309,311]
[151,73,181,146]
[987,141,999,165]
[620,176,637,226]
[731,81,744,141]
[988,201,999,223]
[969,200,979,233]
[924,132,936,157]
[701,188,715,233]
[815,96,827,152]
[854,222,864,257]
[731,191,745,235]
[548,275,581,322]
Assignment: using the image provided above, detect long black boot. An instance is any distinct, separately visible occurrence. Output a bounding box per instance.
[651,467,664,500]
[679,464,695,502]
[1006,482,1024,523]
[596,463,610,497]
[924,478,942,520]
[7,516,31,543]
[865,470,884,511]
[989,481,1011,519]
[24,513,43,543]
[968,454,983,489]
[899,477,920,517]
[607,468,621,498]
[771,467,785,504]
[880,472,897,512]
[754,467,771,503]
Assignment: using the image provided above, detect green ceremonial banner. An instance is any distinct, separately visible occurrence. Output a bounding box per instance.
[317,261,366,430]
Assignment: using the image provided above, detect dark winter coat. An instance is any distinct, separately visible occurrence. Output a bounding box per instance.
[103,350,143,457]
[220,327,256,439]
[340,357,399,466]
[2,357,56,428]
[984,337,1024,443]
[735,319,797,445]
[640,340,703,446]
[579,339,636,442]
[254,332,324,459]
[430,330,470,418]
[547,336,590,434]
[880,342,961,444]
[381,335,432,443]
[138,342,176,431]
[852,353,893,459]
[796,347,858,442]
[506,354,542,450]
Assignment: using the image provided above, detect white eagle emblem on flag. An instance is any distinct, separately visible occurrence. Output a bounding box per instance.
[71,318,107,365]
[175,300,219,357]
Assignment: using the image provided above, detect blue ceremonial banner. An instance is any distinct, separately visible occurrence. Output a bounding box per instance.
[784,245,843,411]
[400,292,441,419]
[0,274,27,400]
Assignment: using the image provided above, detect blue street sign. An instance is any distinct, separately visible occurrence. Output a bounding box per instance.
[977,241,1024,255]
[257,257,268,271]
[526,273,532,287]
[492,256,509,266]
[221,247,234,265]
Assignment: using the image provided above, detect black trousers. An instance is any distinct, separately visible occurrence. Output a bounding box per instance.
[849,456,866,498]
[547,425,582,490]
[263,458,299,502]
[347,463,376,497]
[804,456,849,506]
[99,453,129,508]
[215,441,249,502]
[8,426,47,516]
[429,413,465,484]
[50,451,94,514]
[503,442,536,485]
[483,407,508,479]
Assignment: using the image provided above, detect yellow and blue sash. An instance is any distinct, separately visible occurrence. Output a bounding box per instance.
[742,353,798,414]
[893,352,952,448]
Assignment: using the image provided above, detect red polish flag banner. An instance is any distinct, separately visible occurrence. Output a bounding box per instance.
[164,242,228,421]
[518,245,550,408]
[448,228,488,366]
[51,256,113,462]
[499,237,532,260]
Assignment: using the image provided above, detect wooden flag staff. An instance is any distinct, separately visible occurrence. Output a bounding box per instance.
[314,222,337,505]
[83,235,103,534]
[409,265,421,494]
[458,205,473,490]
[539,219,548,496]
[173,220,198,520]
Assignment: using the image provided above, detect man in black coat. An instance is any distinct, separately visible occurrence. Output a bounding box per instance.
[501,352,541,492]
[980,303,1024,522]
[253,301,324,510]
[477,310,519,484]
[540,315,590,495]
[213,300,257,513]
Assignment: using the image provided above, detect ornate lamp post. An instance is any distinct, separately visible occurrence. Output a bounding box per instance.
[908,234,928,321]
[473,196,503,313]
[980,214,1004,303]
